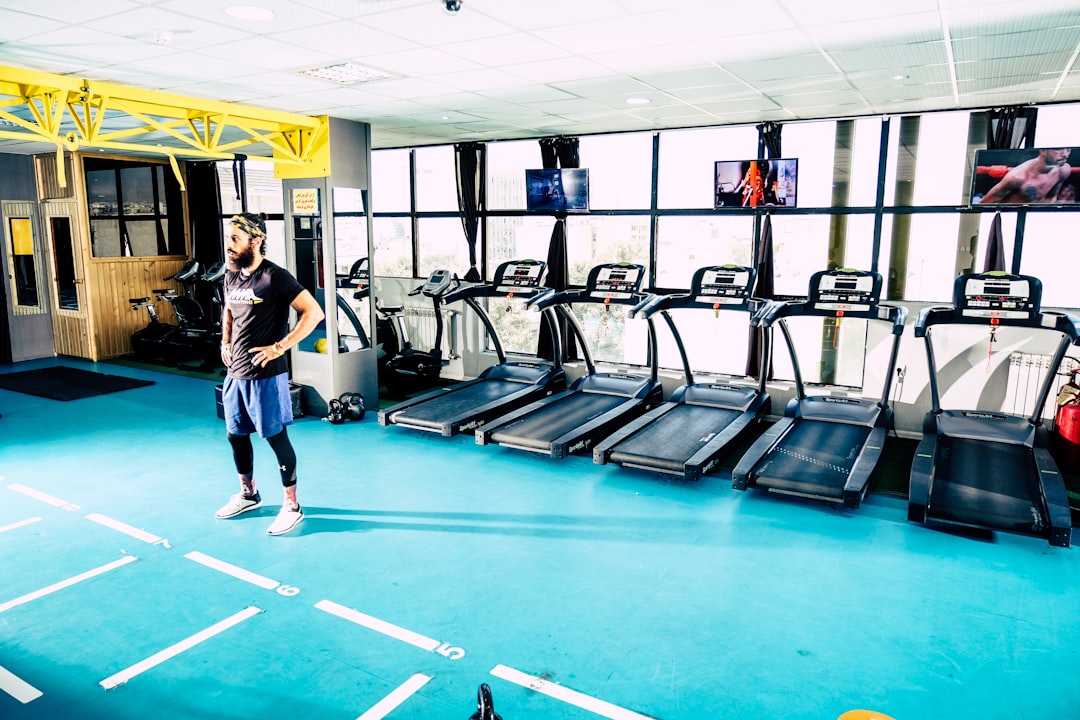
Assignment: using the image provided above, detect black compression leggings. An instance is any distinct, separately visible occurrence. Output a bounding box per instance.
[227,428,297,488]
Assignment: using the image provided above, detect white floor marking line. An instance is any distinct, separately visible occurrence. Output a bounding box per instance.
[7,484,70,508]
[0,664,43,704]
[0,516,41,534]
[99,605,262,690]
[85,513,162,544]
[184,551,279,591]
[0,556,138,614]
[355,673,432,720]
[490,664,654,720]
[315,599,441,652]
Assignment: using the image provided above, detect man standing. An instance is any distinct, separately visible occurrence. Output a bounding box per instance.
[215,213,324,536]
[978,148,1073,204]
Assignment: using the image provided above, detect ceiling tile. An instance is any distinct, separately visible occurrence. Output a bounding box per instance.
[197,36,338,72]
[439,32,570,66]
[272,21,418,59]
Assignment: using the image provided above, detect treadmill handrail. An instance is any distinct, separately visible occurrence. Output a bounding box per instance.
[915,304,1080,342]
[532,286,651,311]
[524,287,556,309]
[763,298,907,333]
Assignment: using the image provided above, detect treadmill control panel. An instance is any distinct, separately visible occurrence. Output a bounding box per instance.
[811,271,879,313]
[588,263,644,300]
[421,268,454,297]
[494,260,546,293]
[693,265,753,305]
[959,275,1038,319]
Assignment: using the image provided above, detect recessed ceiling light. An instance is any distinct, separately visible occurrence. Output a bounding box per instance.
[893,73,908,81]
[625,97,651,105]
[225,5,275,21]
[299,62,392,84]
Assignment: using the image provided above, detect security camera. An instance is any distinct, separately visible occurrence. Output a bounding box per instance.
[443,0,462,13]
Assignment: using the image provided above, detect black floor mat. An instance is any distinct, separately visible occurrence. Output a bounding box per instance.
[0,366,154,401]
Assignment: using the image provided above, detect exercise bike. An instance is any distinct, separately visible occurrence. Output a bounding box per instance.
[130,259,224,365]
[380,268,457,398]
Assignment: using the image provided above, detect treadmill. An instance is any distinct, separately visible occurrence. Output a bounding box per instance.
[475,262,665,459]
[907,271,1078,547]
[593,264,772,481]
[378,259,567,436]
[731,268,907,508]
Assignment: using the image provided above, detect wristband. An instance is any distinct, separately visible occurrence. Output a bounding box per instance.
[272,342,284,357]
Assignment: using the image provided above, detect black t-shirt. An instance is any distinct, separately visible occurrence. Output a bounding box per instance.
[224,259,305,379]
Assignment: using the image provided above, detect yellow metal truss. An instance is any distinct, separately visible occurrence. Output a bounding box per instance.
[0,65,331,186]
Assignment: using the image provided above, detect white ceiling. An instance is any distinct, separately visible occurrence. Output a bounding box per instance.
[1,0,1079,153]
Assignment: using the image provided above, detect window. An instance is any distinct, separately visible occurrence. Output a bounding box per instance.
[1016,211,1077,309]
[217,159,284,215]
[657,125,757,209]
[371,149,411,213]
[415,145,458,212]
[654,215,753,289]
[579,132,652,210]
[566,216,650,285]
[7,216,38,307]
[85,157,185,258]
[417,217,469,278]
[486,140,542,211]
[373,217,412,278]
[48,216,78,311]
[486,216,554,271]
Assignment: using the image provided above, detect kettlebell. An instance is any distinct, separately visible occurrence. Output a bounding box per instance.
[339,392,366,422]
[324,398,348,424]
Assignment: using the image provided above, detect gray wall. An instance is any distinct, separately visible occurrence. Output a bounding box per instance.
[0,153,39,363]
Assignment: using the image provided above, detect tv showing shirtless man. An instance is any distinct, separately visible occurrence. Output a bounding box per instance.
[973,147,1078,205]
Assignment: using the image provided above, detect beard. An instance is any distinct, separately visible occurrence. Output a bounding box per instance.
[227,245,256,272]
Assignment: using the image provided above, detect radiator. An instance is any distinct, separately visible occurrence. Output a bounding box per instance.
[403,306,460,359]
[1003,352,1080,419]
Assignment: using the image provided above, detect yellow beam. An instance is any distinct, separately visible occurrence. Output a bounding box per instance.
[0,64,330,178]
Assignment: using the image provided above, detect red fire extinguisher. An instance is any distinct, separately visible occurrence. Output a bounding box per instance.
[1054,368,1080,470]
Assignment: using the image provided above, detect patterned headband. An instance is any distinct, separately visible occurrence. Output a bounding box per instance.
[230,214,266,240]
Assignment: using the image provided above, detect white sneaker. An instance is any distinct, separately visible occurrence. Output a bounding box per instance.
[215,492,262,519]
[267,505,303,536]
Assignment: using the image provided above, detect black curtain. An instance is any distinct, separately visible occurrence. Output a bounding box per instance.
[454,142,485,282]
[757,121,782,159]
[986,107,1038,150]
[746,123,781,378]
[185,161,224,312]
[231,154,248,210]
[982,211,1006,273]
[537,136,579,361]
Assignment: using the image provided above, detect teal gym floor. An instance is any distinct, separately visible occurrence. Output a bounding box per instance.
[1,358,1078,720]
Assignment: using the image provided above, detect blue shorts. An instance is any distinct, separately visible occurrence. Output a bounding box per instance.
[222,374,293,438]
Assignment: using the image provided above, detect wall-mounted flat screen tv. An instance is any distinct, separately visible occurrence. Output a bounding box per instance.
[525,168,590,212]
[971,147,1080,205]
[714,158,798,208]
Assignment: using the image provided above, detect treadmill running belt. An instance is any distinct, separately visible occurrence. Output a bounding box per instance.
[929,437,1044,535]
[490,392,628,451]
[390,380,523,426]
[609,404,741,474]
[753,420,870,499]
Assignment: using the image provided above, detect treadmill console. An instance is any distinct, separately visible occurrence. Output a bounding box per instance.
[809,269,880,313]
[692,265,754,305]
[493,259,546,293]
[587,263,644,300]
[957,273,1040,319]
[341,257,370,292]
[421,268,454,297]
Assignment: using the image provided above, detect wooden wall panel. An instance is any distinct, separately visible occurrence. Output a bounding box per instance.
[88,258,186,358]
